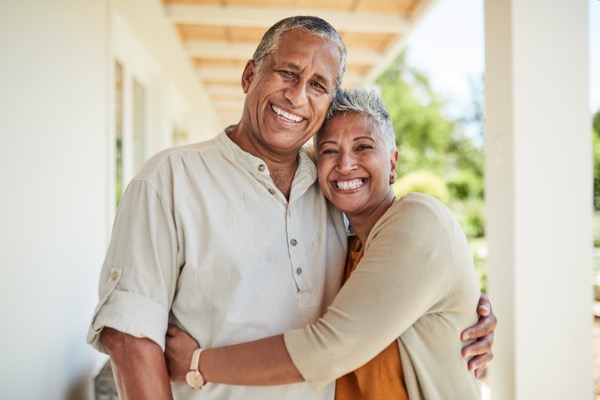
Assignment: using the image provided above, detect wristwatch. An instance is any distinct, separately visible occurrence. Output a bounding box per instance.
[185,348,206,390]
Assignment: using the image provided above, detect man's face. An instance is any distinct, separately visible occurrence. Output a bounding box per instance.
[240,30,340,156]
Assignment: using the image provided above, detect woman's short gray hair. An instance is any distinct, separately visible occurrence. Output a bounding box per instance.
[252,16,347,91]
[317,87,396,152]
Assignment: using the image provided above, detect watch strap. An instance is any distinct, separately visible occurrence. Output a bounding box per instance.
[185,348,206,390]
[189,348,205,371]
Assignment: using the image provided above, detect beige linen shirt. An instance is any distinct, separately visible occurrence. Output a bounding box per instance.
[284,193,482,399]
[87,130,347,400]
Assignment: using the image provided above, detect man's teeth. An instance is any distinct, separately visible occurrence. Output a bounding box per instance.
[336,179,364,190]
[272,105,303,123]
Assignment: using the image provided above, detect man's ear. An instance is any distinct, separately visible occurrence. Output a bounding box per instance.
[241,60,256,94]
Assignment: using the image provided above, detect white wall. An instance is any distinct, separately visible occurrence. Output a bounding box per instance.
[111,0,222,149]
[0,1,221,398]
[0,1,109,398]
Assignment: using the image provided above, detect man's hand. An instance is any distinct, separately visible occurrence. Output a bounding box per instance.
[460,293,497,378]
[165,324,201,383]
[101,327,173,399]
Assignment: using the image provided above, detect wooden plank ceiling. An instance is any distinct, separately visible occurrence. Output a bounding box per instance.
[162,0,435,124]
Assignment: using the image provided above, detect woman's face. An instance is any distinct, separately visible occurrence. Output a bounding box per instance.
[316,112,398,218]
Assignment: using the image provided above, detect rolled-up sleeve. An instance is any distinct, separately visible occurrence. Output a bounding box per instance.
[87,178,180,352]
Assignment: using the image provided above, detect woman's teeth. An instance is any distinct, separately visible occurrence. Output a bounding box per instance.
[336,179,364,190]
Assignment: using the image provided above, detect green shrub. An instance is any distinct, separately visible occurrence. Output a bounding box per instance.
[393,170,449,203]
[469,238,488,294]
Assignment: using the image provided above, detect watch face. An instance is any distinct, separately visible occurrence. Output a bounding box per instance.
[186,370,204,389]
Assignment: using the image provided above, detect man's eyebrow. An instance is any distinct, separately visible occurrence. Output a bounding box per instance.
[279,62,333,88]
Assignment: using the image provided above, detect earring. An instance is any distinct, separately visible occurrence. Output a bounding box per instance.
[389,174,396,185]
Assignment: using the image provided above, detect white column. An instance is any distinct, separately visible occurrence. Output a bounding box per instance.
[484,0,593,399]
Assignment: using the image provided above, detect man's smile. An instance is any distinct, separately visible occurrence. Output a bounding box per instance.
[271,104,304,123]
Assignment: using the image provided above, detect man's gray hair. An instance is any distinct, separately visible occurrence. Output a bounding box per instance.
[252,16,347,90]
[317,87,396,152]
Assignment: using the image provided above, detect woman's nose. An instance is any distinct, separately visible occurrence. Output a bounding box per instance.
[336,151,357,173]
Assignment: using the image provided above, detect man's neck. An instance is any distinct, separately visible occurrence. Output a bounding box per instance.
[227,124,300,200]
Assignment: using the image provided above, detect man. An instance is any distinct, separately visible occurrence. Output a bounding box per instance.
[88,16,495,399]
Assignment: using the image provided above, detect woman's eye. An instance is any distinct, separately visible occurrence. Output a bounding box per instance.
[356,145,372,151]
[321,148,337,155]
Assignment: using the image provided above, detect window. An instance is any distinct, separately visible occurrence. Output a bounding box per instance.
[113,60,147,207]
[115,61,124,206]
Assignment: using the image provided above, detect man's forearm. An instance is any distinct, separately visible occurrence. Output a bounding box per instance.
[102,327,173,400]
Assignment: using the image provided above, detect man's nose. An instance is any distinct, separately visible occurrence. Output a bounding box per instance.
[284,81,308,107]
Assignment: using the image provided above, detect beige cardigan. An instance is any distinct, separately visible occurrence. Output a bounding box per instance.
[284,192,482,399]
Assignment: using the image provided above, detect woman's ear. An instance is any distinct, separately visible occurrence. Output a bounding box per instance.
[241,60,256,94]
[390,149,399,177]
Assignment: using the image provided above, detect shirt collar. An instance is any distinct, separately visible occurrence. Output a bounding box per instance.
[214,128,318,201]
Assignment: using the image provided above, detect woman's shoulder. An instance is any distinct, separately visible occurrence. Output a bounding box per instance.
[387,192,454,224]
[396,192,446,210]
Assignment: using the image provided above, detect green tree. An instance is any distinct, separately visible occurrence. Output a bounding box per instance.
[376,51,485,238]
[376,51,488,291]
[593,109,600,212]
[377,52,454,177]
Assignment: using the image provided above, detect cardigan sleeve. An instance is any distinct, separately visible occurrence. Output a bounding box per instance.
[284,193,463,389]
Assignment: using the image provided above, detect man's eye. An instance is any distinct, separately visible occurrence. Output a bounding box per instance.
[279,70,295,79]
[310,81,326,92]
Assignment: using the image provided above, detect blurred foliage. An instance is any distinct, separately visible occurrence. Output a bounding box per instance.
[595,212,600,249]
[470,238,488,294]
[393,170,450,203]
[593,109,600,214]
[376,51,487,290]
[375,55,600,293]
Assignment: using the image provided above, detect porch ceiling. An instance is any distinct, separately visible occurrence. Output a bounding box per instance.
[162,0,436,124]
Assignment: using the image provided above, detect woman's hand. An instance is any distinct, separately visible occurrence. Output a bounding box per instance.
[165,324,201,383]
[460,293,497,378]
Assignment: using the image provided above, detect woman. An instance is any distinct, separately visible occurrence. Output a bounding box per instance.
[165,88,487,399]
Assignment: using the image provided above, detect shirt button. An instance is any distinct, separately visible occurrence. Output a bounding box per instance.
[111,271,118,280]
[268,188,276,194]
[296,268,303,275]
[258,164,266,172]
[290,239,297,246]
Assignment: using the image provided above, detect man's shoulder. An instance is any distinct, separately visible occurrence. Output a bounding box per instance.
[136,135,222,180]
[154,137,219,162]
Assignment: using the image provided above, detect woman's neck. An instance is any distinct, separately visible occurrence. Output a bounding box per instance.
[347,191,396,245]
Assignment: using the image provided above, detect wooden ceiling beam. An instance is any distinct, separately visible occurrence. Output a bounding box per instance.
[186,40,384,65]
[197,66,364,86]
[165,5,410,34]
[206,85,246,98]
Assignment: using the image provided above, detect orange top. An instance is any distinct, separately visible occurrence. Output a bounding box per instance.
[334,236,409,400]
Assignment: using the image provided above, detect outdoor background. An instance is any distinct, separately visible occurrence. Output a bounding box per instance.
[387,0,599,395]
